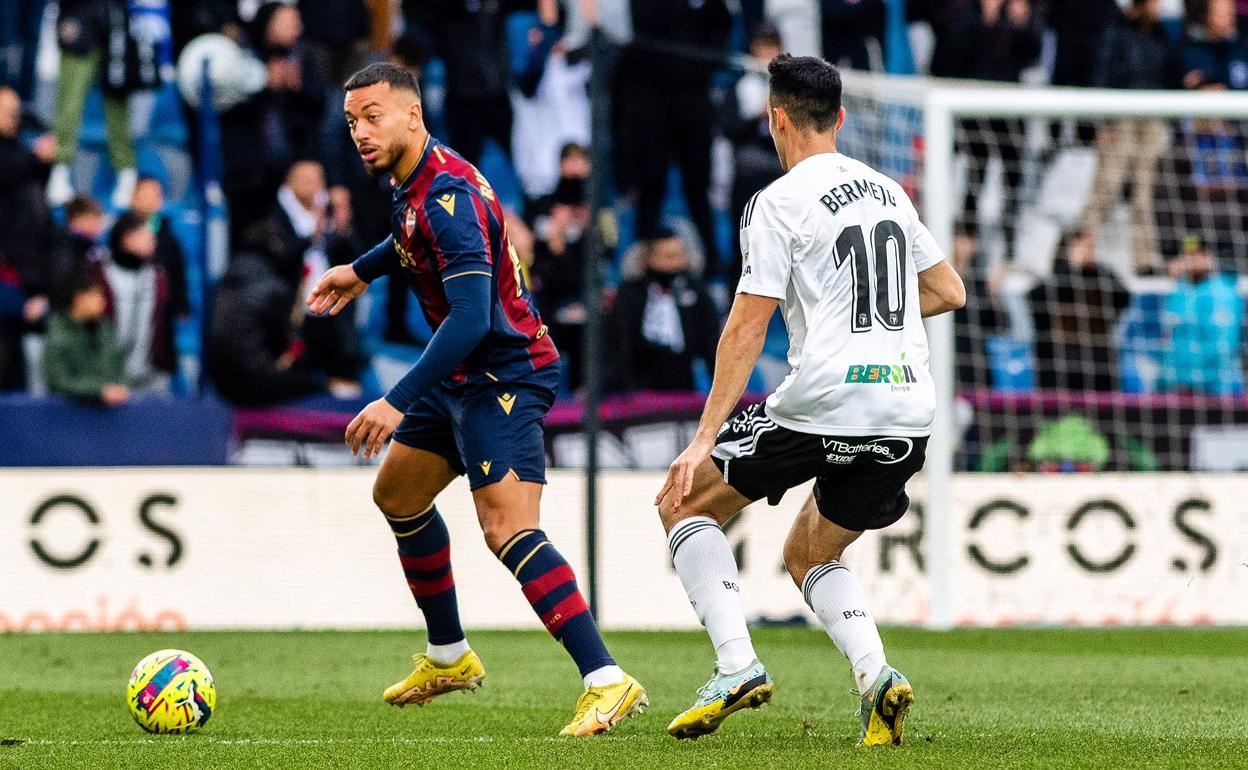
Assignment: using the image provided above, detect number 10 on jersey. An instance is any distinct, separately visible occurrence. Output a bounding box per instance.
[833,221,907,333]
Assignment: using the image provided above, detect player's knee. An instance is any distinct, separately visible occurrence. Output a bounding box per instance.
[782,534,846,588]
[479,516,518,553]
[372,479,425,518]
[781,540,811,588]
[474,502,515,552]
[656,497,679,532]
[657,497,706,534]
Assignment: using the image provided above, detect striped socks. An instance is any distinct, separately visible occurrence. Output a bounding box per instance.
[668,516,758,675]
[495,529,619,685]
[802,560,887,695]
[385,505,467,658]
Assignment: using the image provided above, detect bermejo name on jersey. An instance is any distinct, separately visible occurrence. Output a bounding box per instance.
[736,152,947,437]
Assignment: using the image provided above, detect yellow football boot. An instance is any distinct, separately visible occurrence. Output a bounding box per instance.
[558,673,648,736]
[667,661,773,740]
[857,666,914,747]
[382,650,485,707]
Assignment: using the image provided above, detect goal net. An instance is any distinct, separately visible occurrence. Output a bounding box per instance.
[837,73,1248,627]
[842,72,1248,475]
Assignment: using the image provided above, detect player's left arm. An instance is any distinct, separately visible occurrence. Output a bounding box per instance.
[909,207,966,317]
[918,261,966,317]
[346,183,494,458]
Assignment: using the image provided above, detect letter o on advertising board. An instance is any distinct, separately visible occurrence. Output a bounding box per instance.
[29,495,101,569]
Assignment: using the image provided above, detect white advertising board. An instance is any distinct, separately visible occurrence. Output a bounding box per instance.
[1,470,1244,631]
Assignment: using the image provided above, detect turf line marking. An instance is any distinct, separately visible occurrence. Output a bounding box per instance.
[16,735,715,747]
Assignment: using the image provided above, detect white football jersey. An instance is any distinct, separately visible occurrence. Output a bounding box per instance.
[736,152,946,436]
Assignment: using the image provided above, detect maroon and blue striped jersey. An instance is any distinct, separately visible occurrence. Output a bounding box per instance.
[354,137,559,388]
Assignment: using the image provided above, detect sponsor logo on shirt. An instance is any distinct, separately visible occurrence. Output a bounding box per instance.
[844,364,917,385]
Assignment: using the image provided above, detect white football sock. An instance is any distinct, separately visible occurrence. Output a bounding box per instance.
[426,638,471,665]
[583,664,626,688]
[802,561,887,695]
[668,516,757,675]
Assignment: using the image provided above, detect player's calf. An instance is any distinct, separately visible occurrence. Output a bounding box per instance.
[491,526,647,734]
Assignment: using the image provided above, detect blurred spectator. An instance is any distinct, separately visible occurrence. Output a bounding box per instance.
[930,0,1041,262]
[268,160,367,391]
[130,176,190,317]
[951,230,1003,390]
[1048,0,1120,88]
[725,24,785,292]
[531,142,591,221]
[0,261,31,390]
[822,0,884,70]
[1157,3,1248,272]
[1158,238,1244,394]
[1080,0,1177,275]
[530,173,592,390]
[513,0,591,201]
[1180,0,1248,89]
[49,195,107,296]
[1155,122,1248,271]
[208,221,336,405]
[767,0,821,58]
[47,0,140,209]
[405,0,513,167]
[271,159,332,272]
[1028,232,1131,391]
[0,0,46,101]
[615,0,732,276]
[220,2,327,238]
[609,231,720,392]
[170,0,243,56]
[299,0,372,83]
[0,86,54,308]
[1045,0,1122,144]
[95,211,176,394]
[43,271,129,406]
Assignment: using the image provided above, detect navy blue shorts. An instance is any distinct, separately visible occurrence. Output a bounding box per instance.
[391,364,559,490]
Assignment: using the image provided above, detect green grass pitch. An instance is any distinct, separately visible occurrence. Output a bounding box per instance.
[1,627,1245,768]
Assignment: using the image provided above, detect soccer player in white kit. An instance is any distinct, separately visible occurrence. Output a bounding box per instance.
[656,54,966,745]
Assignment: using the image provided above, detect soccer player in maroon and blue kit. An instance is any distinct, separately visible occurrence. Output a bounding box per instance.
[306,63,646,736]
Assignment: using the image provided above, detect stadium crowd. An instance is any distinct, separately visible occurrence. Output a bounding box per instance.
[0,0,1246,414]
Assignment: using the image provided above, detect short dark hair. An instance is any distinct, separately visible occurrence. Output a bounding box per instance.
[109,211,148,253]
[344,62,421,100]
[767,54,842,133]
[65,195,103,222]
[56,269,102,312]
[559,142,588,160]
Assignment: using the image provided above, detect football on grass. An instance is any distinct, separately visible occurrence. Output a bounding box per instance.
[127,649,216,734]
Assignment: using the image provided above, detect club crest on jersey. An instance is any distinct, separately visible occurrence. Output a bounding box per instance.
[402,206,417,237]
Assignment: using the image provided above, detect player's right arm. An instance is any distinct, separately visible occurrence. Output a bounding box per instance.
[657,188,792,509]
[305,236,393,316]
